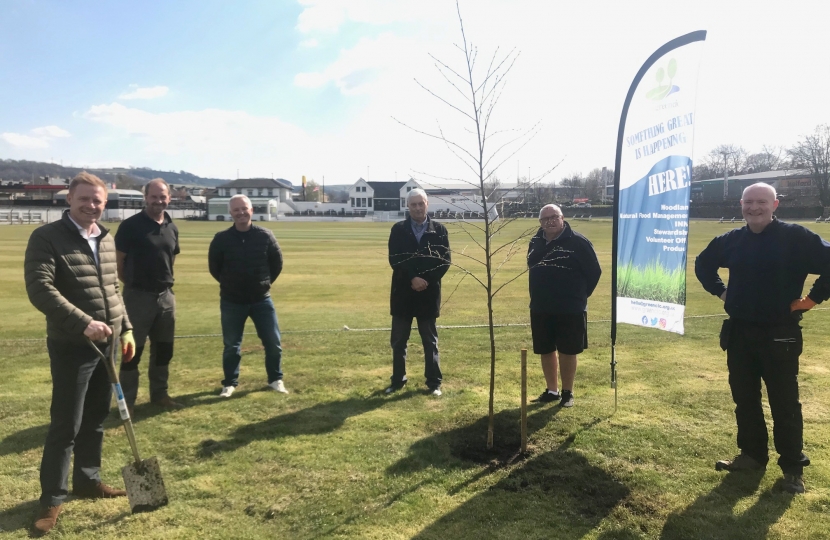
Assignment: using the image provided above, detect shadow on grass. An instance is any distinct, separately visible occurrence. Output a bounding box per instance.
[404,413,627,539]
[0,424,48,457]
[0,390,253,458]
[0,499,131,537]
[658,470,793,540]
[387,403,565,480]
[197,391,417,457]
[0,499,39,535]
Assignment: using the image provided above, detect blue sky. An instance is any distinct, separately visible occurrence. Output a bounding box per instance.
[2,0,830,186]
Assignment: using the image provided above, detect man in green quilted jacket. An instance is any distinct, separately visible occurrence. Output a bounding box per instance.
[24,172,136,536]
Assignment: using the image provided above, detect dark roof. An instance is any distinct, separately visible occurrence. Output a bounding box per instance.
[367,181,406,199]
[219,178,292,189]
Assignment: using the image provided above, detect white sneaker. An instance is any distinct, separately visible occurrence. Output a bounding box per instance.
[430,388,442,397]
[219,386,235,398]
[269,380,288,394]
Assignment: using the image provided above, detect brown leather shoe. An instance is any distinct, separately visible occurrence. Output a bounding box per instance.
[32,505,62,536]
[72,482,127,499]
[152,395,184,409]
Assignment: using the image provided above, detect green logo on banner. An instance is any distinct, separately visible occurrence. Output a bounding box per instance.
[646,58,680,101]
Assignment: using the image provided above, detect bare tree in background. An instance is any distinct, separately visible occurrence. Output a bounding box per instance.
[789,124,830,205]
[745,145,784,173]
[583,168,604,202]
[703,144,748,176]
[559,173,583,202]
[395,0,558,449]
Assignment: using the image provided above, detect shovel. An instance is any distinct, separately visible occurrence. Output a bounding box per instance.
[87,331,169,513]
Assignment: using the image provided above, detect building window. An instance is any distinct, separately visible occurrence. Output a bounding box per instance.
[401,198,405,207]
[351,198,355,207]
[368,198,373,207]
[247,189,254,196]
[407,187,412,192]
[362,198,366,207]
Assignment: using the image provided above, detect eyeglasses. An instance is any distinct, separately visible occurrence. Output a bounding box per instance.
[539,215,563,223]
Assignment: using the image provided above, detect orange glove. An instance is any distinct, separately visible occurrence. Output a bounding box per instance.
[790,296,817,314]
[121,330,136,362]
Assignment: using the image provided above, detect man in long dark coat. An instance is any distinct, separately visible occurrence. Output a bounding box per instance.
[385,188,451,396]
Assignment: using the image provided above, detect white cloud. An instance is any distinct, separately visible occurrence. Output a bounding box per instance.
[119,85,169,100]
[294,32,416,94]
[299,38,319,48]
[82,102,316,179]
[1,132,50,149]
[31,125,71,138]
[1,125,72,149]
[296,0,345,33]
[296,0,440,33]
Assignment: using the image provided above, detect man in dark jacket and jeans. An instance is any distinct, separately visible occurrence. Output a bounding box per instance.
[208,194,285,398]
[528,204,601,408]
[695,182,830,494]
[386,188,451,396]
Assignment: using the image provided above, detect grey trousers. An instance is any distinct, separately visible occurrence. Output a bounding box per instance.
[119,287,176,406]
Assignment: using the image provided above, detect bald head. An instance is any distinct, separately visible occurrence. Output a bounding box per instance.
[742,182,776,201]
[741,182,778,233]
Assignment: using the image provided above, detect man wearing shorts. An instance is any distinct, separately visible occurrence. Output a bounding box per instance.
[527,204,601,407]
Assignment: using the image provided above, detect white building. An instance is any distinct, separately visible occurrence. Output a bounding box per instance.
[208,178,293,221]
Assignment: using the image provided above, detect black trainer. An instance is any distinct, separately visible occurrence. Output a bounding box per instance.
[560,390,574,408]
[531,390,561,403]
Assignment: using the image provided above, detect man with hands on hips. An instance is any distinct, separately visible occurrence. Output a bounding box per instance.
[695,182,830,494]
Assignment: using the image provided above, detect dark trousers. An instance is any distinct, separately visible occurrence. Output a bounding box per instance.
[726,320,809,475]
[120,287,176,406]
[40,340,114,507]
[220,297,283,387]
[390,315,442,389]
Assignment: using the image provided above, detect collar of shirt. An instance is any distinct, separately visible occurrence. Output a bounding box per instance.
[411,217,428,233]
[66,213,102,240]
[67,213,102,266]
[142,209,172,226]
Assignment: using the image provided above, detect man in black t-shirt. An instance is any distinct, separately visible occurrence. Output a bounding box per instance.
[115,179,182,415]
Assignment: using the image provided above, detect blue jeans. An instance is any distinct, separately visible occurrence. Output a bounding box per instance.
[220,297,283,387]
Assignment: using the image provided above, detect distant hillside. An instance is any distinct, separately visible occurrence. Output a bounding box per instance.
[0,159,231,188]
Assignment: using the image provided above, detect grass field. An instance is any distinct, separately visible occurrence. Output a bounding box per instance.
[2,218,830,539]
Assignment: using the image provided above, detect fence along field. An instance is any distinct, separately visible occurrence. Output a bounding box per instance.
[1,219,829,539]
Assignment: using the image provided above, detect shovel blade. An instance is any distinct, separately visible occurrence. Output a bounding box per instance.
[121,456,169,513]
